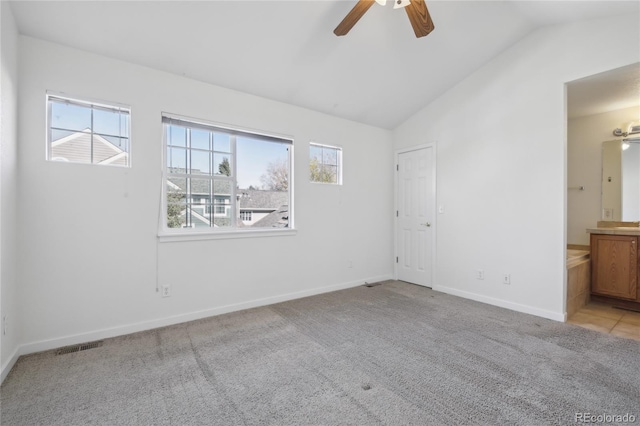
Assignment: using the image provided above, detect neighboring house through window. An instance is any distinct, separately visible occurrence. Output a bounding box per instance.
[310,143,342,184]
[162,115,292,231]
[47,94,130,167]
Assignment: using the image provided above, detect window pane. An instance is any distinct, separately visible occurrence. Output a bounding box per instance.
[323,148,338,166]
[310,144,341,184]
[213,179,232,228]
[189,178,212,227]
[191,129,210,150]
[93,108,129,137]
[50,128,79,143]
[322,165,338,183]
[214,153,232,177]
[310,145,323,162]
[167,178,187,228]
[168,126,187,147]
[50,101,91,132]
[189,178,211,201]
[120,114,130,138]
[213,133,231,153]
[167,147,187,172]
[251,205,289,229]
[237,137,289,191]
[191,149,211,175]
[101,135,130,153]
[50,130,91,163]
[48,96,130,167]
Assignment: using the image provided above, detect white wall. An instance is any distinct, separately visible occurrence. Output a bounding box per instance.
[568,106,640,245]
[393,15,640,320]
[17,37,393,352]
[1,2,20,381]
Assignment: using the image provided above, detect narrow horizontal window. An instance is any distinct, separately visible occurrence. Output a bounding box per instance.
[47,94,131,167]
[310,143,342,185]
[162,115,293,233]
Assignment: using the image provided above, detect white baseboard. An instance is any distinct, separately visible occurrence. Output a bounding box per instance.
[11,274,393,370]
[432,285,565,322]
[1,345,20,384]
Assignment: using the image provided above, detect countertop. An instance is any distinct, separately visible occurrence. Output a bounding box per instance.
[587,227,640,236]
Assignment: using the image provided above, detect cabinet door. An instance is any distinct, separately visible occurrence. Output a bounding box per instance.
[591,234,638,300]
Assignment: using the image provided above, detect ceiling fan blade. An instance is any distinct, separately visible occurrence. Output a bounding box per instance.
[334,0,376,36]
[405,0,435,38]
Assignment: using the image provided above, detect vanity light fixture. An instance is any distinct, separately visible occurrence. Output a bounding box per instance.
[614,121,640,137]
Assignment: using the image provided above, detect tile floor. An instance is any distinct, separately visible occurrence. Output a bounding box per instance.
[568,301,640,341]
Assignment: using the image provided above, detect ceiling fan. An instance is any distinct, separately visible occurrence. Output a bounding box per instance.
[334,0,435,38]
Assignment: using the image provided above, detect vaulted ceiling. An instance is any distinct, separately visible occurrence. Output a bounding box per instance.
[9,1,640,129]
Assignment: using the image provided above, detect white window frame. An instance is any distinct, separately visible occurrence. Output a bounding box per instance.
[159,113,296,242]
[46,93,131,167]
[309,142,342,185]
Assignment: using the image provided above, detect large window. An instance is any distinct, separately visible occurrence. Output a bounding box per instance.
[310,143,342,184]
[163,115,292,232]
[47,94,130,167]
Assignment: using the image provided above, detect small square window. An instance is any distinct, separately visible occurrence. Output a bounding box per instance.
[47,94,131,167]
[310,143,342,185]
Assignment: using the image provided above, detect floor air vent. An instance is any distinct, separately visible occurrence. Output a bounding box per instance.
[56,340,104,355]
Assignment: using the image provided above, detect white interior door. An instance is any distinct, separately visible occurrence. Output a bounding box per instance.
[397,147,434,287]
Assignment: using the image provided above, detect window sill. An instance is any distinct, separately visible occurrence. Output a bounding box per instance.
[158,228,297,243]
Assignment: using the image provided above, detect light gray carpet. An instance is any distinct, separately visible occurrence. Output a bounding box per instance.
[2,281,639,425]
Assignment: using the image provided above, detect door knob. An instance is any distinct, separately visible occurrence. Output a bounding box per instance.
[421,222,431,227]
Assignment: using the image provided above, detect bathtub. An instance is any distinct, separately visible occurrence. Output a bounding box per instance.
[567,249,590,318]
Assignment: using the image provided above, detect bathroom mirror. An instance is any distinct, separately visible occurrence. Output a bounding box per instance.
[601,140,640,221]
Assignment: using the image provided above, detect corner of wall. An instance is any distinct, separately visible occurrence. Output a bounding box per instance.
[1,0,21,383]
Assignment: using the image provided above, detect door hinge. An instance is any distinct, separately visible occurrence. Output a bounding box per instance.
[396,164,399,171]
[396,210,399,217]
[396,256,398,263]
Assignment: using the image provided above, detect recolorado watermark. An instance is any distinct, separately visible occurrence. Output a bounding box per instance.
[575,413,636,423]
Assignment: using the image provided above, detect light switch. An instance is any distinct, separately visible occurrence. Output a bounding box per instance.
[438,205,444,214]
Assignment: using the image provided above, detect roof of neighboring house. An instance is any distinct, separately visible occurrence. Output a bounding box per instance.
[238,189,288,210]
[167,173,231,197]
[166,180,289,211]
[51,131,128,165]
[252,205,289,228]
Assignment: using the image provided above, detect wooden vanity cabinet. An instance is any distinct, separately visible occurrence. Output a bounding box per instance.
[590,234,639,301]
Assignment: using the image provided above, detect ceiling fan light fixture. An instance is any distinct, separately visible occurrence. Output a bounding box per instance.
[334,0,434,38]
[393,0,411,9]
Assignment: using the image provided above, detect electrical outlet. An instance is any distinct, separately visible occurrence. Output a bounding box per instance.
[162,285,171,297]
[476,270,484,280]
[503,274,511,285]
[348,260,353,269]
